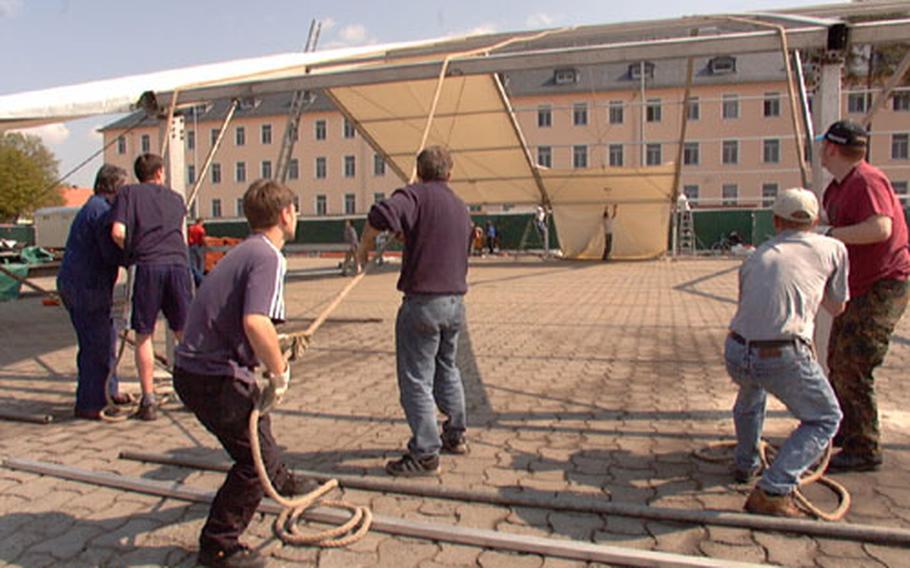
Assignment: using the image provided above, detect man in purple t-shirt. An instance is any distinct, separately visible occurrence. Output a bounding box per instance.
[111,153,192,421]
[357,146,473,477]
[818,120,910,472]
[174,179,300,568]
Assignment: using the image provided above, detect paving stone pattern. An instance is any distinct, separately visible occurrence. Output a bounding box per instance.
[1,257,909,567]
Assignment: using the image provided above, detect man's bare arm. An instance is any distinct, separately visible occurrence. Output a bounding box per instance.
[243,313,286,377]
[356,222,381,268]
[111,221,127,249]
[829,215,891,245]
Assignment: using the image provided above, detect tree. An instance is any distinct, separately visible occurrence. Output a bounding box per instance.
[0,132,62,222]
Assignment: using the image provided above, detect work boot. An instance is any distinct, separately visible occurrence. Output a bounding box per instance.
[743,487,802,517]
[198,544,266,568]
[827,450,882,472]
[441,435,468,455]
[135,402,157,421]
[732,464,761,484]
[385,454,440,477]
[277,472,321,497]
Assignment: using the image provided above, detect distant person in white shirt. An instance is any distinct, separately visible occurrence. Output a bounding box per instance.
[601,204,618,261]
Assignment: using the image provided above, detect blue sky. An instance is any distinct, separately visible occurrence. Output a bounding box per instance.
[1,0,833,186]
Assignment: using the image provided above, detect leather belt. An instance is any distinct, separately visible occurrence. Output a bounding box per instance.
[729,331,800,348]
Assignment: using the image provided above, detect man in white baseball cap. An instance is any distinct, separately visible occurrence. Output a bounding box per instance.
[725,188,849,516]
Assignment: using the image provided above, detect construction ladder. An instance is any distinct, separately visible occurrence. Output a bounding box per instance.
[275,20,321,184]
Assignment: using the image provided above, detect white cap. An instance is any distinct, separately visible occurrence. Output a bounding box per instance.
[772,188,818,223]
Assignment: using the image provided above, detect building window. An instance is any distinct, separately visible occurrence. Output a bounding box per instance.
[236,161,246,182]
[762,183,779,207]
[140,134,150,154]
[344,155,356,178]
[609,144,623,167]
[629,61,654,80]
[288,159,299,180]
[573,103,588,126]
[554,68,578,84]
[893,181,908,203]
[373,154,385,176]
[709,56,736,75]
[764,93,781,117]
[315,157,327,179]
[187,165,196,185]
[315,119,327,140]
[646,98,662,122]
[236,198,244,217]
[572,145,588,169]
[211,163,221,184]
[687,96,700,120]
[893,134,909,160]
[893,92,910,112]
[722,140,739,165]
[261,124,272,144]
[722,95,739,119]
[722,183,738,206]
[315,194,327,216]
[212,198,222,218]
[537,146,552,168]
[538,105,552,128]
[185,131,194,151]
[609,101,624,124]
[344,193,356,214]
[232,126,244,147]
[683,142,699,165]
[848,93,870,114]
[373,192,385,204]
[117,136,126,154]
[343,118,356,139]
[683,184,699,202]
[261,160,272,179]
[763,139,781,164]
[210,128,220,146]
[646,143,662,166]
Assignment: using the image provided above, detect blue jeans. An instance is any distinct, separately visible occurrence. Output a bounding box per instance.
[395,294,467,458]
[724,335,842,496]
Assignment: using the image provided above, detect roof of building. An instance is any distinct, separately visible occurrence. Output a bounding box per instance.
[58,187,92,207]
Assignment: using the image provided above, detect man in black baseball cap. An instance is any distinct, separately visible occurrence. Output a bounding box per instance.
[818,118,910,472]
[815,119,869,148]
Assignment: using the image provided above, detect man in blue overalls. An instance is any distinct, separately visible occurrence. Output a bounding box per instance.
[57,164,130,419]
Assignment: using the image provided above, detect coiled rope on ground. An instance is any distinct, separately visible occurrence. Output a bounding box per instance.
[694,440,850,521]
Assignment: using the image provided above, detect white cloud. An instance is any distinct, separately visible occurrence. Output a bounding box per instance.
[320,17,336,31]
[464,23,497,36]
[526,13,555,28]
[87,126,104,141]
[0,0,22,19]
[13,123,71,145]
[339,24,368,44]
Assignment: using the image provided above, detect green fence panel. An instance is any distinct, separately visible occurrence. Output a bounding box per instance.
[0,225,35,246]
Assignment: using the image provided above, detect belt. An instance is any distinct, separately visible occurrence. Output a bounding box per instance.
[728,331,803,348]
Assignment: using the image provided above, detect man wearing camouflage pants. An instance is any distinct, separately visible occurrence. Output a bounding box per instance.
[819,120,910,472]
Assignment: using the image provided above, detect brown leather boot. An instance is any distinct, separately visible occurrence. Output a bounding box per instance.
[743,487,802,517]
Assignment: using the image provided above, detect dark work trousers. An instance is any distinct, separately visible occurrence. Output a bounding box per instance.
[60,286,118,412]
[173,368,289,552]
[602,233,614,261]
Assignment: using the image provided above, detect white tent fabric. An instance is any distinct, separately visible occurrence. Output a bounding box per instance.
[542,166,675,259]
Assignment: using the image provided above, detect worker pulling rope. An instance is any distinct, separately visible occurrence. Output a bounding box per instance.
[247,239,391,547]
[693,440,850,521]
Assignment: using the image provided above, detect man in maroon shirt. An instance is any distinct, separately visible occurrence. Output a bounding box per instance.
[819,120,910,472]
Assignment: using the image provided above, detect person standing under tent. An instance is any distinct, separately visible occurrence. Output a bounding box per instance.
[725,188,847,517]
[342,219,360,276]
[485,220,497,255]
[174,179,307,568]
[111,153,193,421]
[357,146,473,476]
[57,164,132,420]
[602,204,618,261]
[818,120,910,472]
[534,204,549,255]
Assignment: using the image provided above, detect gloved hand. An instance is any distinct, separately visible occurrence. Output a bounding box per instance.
[259,364,290,414]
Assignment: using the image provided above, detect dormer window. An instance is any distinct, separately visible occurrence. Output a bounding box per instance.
[629,61,655,80]
[709,56,736,75]
[237,97,262,111]
[554,68,579,85]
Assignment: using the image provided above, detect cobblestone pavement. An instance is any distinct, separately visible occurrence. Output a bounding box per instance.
[1,257,909,567]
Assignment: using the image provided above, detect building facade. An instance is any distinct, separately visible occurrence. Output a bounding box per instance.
[100,52,910,219]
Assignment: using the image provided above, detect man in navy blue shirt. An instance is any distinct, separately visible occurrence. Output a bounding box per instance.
[357,146,473,476]
[112,154,192,421]
[57,164,130,419]
[174,179,300,568]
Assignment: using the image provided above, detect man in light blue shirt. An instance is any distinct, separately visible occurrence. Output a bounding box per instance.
[725,188,849,517]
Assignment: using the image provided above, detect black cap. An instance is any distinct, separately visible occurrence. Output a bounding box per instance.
[816,120,868,147]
